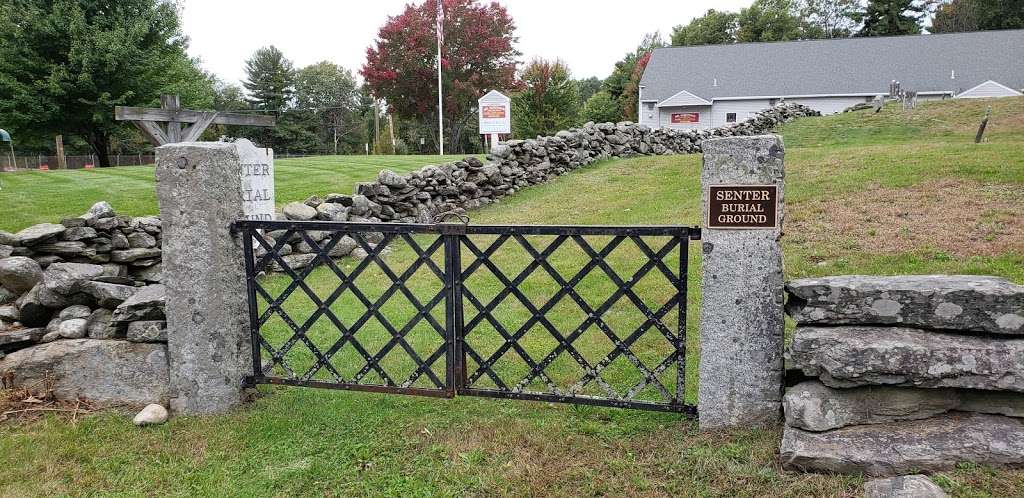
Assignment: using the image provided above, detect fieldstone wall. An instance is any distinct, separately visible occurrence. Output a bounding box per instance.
[0,203,168,405]
[779,275,1024,477]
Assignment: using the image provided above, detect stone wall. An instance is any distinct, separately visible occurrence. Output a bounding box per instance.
[0,203,168,405]
[779,275,1024,477]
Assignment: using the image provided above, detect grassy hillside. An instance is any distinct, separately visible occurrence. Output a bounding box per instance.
[0,155,480,232]
[1,97,1022,496]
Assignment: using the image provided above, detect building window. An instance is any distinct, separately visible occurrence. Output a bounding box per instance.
[726,113,737,123]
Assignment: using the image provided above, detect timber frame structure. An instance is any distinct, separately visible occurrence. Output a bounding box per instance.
[115,94,275,146]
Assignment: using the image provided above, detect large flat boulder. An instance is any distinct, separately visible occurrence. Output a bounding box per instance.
[784,381,959,432]
[0,339,169,405]
[789,326,1024,392]
[111,284,165,322]
[15,223,66,246]
[785,275,1024,335]
[781,412,1024,476]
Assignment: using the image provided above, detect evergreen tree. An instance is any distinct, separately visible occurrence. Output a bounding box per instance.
[932,0,1024,32]
[856,0,927,36]
[0,0,212,166]
[736,0,805,42]
[512,59,580,138]
[581,91,622,124]
[576,77,604,103]
[243,46,296,111]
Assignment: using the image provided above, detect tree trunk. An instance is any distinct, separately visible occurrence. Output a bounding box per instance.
[87,130,112,168]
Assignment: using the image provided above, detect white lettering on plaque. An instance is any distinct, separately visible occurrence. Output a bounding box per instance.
[236,139,275,221]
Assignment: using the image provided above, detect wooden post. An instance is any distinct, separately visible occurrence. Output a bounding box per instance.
[115,94,275,147]
[975,106,992,144]
[55,135,67,169]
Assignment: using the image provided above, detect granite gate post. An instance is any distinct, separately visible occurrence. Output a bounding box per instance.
[697,135,786,430]
[155,142,253,414]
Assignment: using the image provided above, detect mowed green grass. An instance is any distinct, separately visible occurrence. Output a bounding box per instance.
[1,98,1023,497]
[0,155,478,232]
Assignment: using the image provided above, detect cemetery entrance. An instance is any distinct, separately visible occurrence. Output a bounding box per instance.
[235,219,700,413]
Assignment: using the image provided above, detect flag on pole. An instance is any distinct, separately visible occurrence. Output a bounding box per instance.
[436,0,445,156]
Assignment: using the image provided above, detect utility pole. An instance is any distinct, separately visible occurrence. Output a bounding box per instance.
[373,100,380,155]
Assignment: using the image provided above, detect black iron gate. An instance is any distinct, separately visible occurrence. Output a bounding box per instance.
[235,219,700,413]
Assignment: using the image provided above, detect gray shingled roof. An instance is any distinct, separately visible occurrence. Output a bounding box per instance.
[640,30,1024,102]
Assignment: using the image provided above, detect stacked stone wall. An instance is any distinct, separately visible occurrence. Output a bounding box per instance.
[779,275,1024,476]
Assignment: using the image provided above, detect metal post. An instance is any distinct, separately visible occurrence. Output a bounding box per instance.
[441,223,466,397]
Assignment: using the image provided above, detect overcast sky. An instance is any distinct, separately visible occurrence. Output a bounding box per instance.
[181,0,754,86]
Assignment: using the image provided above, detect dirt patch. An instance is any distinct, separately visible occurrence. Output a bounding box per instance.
[789,179,1024,257]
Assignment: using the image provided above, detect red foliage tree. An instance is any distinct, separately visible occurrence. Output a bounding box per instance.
[621,52,651,122]
[362,0,519,153]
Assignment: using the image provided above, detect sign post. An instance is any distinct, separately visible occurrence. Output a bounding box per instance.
[478,90,511,153]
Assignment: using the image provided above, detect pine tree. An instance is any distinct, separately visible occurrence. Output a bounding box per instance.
[856,0,926,37]
[243,46,296,112]
[512,59,580,138]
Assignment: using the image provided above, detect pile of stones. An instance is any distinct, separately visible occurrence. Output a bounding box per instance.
[277,103,820,226]
[780,275,1024,476]
[0,202,169,405]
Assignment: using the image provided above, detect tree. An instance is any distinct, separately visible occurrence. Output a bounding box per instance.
[736,0,805,42]
[603,33,665,121]
[797,0,861,38]
[295,62,361,154]
[620,52,651,122]
[576,77,604,103]
[512,59,579,138]
[932,0,1024,32]
[0,0,212,166]
[243,46,295,111]
[671,9,739,46]
[855,0,927,36]
[362,0,519,153]
[581,91,621,124]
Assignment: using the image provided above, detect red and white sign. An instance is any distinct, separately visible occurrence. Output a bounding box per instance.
[671,112,700,124]
[478,90,511,135]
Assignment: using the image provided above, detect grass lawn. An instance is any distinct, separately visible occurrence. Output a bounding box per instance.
[0,154,479,232]
[1,98,1023,496]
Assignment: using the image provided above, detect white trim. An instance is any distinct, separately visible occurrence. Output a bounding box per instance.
[710,91,952,101]
[640,99,660,102]
[656,89,712,107]
[956,80,1023,98]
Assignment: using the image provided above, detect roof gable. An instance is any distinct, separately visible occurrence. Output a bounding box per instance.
[957,80,1024,99]
[656,90,712,107]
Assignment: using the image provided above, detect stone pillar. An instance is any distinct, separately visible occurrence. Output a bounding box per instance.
[697,135,786,430]
[155,142,251,415]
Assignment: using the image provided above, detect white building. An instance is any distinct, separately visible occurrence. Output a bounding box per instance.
[638,29,1024,130]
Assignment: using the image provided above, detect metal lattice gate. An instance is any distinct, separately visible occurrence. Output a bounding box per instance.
[235,220,700,413]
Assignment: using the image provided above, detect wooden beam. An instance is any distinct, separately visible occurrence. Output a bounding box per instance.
[132,120,170,146]
[181,112,220,142]
[162,95,182,143]
[115,107,275,127]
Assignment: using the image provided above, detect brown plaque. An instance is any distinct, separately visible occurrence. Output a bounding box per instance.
[706,185,779,229]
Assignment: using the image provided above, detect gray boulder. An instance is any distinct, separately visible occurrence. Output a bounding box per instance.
[59,304,92,320]
[270,253,317,272]
[134,263,162,283]
[316,202,348,221]
[784,381,960,431]
[0,256,44,293]
[283,202,317,221]
[378,169,408,188]
[42,262,104,295]
[33,241,87,256]
[112,284,165,323]
[789,325,1024,392]
[0,304,18,322]
[15,223,66,245]
[0,231,17,246]
[864,475,948,498]
[127,232,157,249]
[81,201,115,222]
[960,390,1024,418]
[126,320,167,342]
[780,412,1024,476]
[0,339,169,405]
[785,275,1024,335]
[79,281,137,308]
[14,285,53,326]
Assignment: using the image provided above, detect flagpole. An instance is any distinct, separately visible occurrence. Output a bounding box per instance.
[436,0,444,156]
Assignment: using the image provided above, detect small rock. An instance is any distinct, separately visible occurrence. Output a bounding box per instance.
[86,308,118,339]
[82,201,115,222]
[110,248,161,263]
[0,304,19,322]
[58,318,88,339]
[133,403,168,426]
[41,330,62,343]
[59,304,92,321]
[127,232,157,249]
[42,262,104,295]
[79,281,137,308]
[112,284,165,323]
[864,475,948,498]
[0,328,44,350]
[110,232,130,250]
